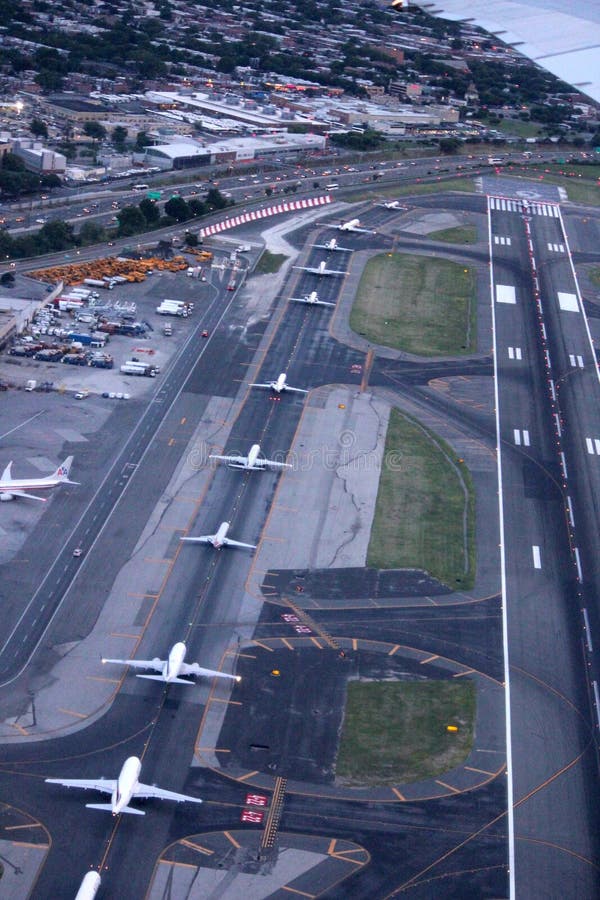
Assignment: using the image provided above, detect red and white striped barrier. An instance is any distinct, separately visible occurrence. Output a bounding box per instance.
[199,195,333,238]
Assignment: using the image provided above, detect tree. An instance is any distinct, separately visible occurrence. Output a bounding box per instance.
[112,125,128,150]
[188,198,207,217]
[138,197,160,225]
[439,137,461,154]
[205,188,229,209]
[0,271,15,287]
[83,121,107,142]
[164,196,190,221]
[38,220,75,251]
[184,232,198,247]
[116,205,146,236]
[78,222,106,245]
[135,131,150,151]
[30,118,48,139]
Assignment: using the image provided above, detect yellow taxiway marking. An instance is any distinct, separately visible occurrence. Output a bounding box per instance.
[310,637,323,649]
[210,698,242,706]
[262,535,286,543]
[236,770,260,782]
[223,831,241,848]
[126,592,149,599]
[252,640,274,652]
[281,886,315,898]
[273,505,298,513]
[465,765,498,777]
[435,779,460,794]
[10,841,49,849]
[86,675,120,684]
[281,638,294,650]
[352,638,358,651]
[110,632,139,640]
[58,708,87,720]
[160,859,197,870]
[197,747,231,753]
[9,723,29,736]
[180,839,213,855]
[5,823,41,831]
[420,654,439,665]
[168,438,175,447]
[388,645,400,656]
[143,557,171,564]
[453,668,475,678]
[228,651,256,660]
[391,788,406,801]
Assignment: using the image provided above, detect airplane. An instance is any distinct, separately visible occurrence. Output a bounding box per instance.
[0,455,77,502]
[75,872,101,900]
[181,521,256,551]
[326,218,374,234]
[45,755,203,816]
[102,641,242,684]
[313,238,353,253]
[292,260,346,277]
[249,373,308,395]
[210,443,292,471]
[290,290,335,308]
[379,200,404,210]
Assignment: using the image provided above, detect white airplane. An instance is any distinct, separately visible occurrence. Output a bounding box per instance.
[181,521,256,551]
[249,373,308,395]
[313,238,352,253]
[0,455,77,502]
[327,218,374,234]
[292,260,346,277]
[46,755,203,816]
[75,872,101,900]
[210,443,292,471]
[379,200,404,210]
[102,641,241,684]
[290,290,335,308]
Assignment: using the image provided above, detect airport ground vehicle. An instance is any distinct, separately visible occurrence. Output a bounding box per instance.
[120,362,157,377]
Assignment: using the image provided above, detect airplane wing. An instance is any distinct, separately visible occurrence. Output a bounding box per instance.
[180,536,213,545]
[291,297,335,307]
[223,537,256,549]
[209,454,248,466]
[181,662,242,681]
[135,782,203,804]
[248,382,273,389]
[45,777,116,795]
[102,656,164,674]
[285,386,308,394]
[262,459,293,470]
[2,490,48,502]
[292,265,312,273]
[324,269,346,276]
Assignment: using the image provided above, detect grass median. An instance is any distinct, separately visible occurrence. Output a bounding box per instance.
[428,225,478,244]
[336,680,476,785]
[254,250,287,274]
[350,252,476,355]
[367,409,475,589]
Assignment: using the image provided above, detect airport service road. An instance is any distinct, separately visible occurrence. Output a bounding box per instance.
[489,196,600,898]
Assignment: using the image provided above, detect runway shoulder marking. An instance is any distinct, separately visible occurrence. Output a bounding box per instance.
[496,284,516,304]
[558,292,579,312]
[508,346,522,360]
[532,545,542,569]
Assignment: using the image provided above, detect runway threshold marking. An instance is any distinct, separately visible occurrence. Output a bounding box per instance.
[224,831,241,848]
[180,839,213,855]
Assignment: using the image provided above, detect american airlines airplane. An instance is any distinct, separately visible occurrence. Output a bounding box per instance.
[0,455,77,502]
[181,521,256,550]
[327,218,374,234]
[46,755,203,815]
[210,443,292,471]
[313,238,353,253]
[290,290,335,308]
[292,260,346,277]
[249,373,308,395]
[102,641,241,684]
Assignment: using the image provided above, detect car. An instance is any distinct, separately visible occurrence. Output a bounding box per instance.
[74,391,88,399]
[73,548,83,557]
[201,329,209,338]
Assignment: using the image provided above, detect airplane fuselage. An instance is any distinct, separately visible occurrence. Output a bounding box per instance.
[112,757,142,815]
[212,522,231,547]
[165,642,187,681]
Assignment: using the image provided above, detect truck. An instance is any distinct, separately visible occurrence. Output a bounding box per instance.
[84,278,113,290]
[120,362,157,377]
[156,303,187,317]
[163,323,173,336]
[67,332,94,346]
[89,353,114,369]
[25,379,37,391]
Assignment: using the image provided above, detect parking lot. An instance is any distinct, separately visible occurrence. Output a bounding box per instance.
[0,259,221,399]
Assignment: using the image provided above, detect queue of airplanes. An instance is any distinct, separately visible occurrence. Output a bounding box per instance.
[25,210,377,866]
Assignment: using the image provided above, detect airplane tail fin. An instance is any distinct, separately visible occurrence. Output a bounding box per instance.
[51,456,79,484]
[1,461,13,481]
[136,674,194,684]
[86,802,145,815]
